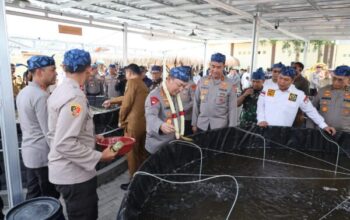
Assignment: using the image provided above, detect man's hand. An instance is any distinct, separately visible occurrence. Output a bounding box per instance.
[258,121,268,128]
[100,147,118,162]
[192,126,198,133]
[102,100,112,109]
[96,135,104,142]
[243,88,254,97]
[160,123,175,134]
[323,126,336,136]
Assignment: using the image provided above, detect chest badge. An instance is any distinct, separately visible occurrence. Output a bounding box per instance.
[267,89,275,97]
[288,93,298,102]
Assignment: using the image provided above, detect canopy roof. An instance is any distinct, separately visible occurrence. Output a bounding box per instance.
[5,0,350,41]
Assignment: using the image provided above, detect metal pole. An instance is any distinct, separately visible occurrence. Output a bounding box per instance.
[250,12,260,73]
[203,40,207,76]
[0,1,24,207]
[123,23,128,66]
[303,40,309,69]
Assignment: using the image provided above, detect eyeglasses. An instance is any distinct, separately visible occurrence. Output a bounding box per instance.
[272,70,281,73]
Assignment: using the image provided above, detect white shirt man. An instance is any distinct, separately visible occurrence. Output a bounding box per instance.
[257,66,336,135]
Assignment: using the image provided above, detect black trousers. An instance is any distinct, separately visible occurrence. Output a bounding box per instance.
[56,177,98,220]
[184,120,193,136]
[26,166,60,200]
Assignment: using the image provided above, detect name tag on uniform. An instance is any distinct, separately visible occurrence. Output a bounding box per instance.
[288,93,298,102]
[267,89,275,97]
[204,79,209,86]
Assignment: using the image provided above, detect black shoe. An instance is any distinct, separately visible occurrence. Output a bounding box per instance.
[120,182,130,190]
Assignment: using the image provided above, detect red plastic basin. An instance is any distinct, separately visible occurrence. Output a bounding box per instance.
[96,136,135,156]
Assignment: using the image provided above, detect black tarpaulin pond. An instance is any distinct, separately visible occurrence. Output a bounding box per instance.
[117,126,350,220]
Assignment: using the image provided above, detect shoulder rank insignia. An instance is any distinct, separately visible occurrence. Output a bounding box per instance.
[70,103,82,117]
[150,96,159,106]
[288,93,298,102]
[267,89,275,97]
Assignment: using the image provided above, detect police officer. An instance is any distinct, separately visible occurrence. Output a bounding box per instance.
[145,66,190,154]
[11,63,25,98]
[104,64,121,98]
[264,62,285,88]
[238,68,265,127]
[257,66,336,135]
[84,64,104,96]
[179,66,196,135]
[16,55,60,200]
[47,49,118,220]
[308,65,350,132]
[149,65,163,91]
[140,66,153,88]
[192,53,238,133]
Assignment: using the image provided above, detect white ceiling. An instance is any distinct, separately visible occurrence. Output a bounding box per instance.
[5,0,350,41]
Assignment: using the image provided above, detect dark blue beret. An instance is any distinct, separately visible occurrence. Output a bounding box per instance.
[170,67,190,82]
[252,67,265,80]
[334,65,350,77]
[63,49,91,73]
[272,62,285,69]
[151,65,162,72]
[27,55,55,71]
[281,66,296,78]
[211,53,226,64]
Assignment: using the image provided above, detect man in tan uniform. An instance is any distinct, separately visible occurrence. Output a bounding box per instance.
[179,66,196,135]
[47,49,118,220]
[145,66,190,154]
[118,64,149,190]
[192,53,238,132]
[308,65,350,132]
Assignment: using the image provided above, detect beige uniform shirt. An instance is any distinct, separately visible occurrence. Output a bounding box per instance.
[309,85,350,132]
[180,80,196,121]
[47,78,102,185]
[145,86,180,154]
[192,75,238,130]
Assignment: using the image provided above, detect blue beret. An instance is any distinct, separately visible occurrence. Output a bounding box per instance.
[272,62,285,69]
[211,53,226,63]
[252,68,265,80]
[91,64,98,69]
[334,65,350,77]
[151,65,162,72]
[27,55,55,71]
[63,49,91,73]
[281,66,296,78]
[170,67,190,82]
[182,66,192,74]
[109,64,116,68]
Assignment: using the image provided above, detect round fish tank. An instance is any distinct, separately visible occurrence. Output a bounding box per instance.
[117,126,350,220]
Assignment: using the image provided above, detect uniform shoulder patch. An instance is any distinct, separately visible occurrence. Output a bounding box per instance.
[288,93,298,102]
[267,89,275,97]
[70,103,82,117]
[150,96,159,106]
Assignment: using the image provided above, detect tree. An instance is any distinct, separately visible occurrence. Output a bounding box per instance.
[282,40,305,61]
[310,40,332,62]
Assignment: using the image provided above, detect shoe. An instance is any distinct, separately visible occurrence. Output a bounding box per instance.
[120,182,130,190]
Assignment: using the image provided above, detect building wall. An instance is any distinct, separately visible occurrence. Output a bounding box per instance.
[228,41,350,71]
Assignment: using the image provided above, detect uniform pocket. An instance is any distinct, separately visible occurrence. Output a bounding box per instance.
[215,92,227,105]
